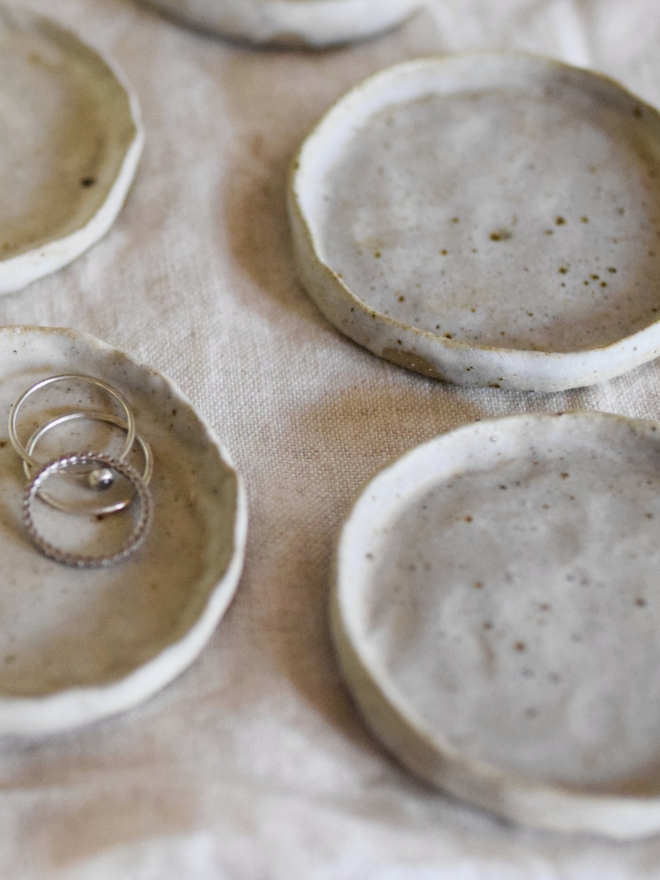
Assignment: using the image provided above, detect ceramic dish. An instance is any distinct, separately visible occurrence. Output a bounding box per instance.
[333,412,660,839]
[0,6,143,294]
[289,54,660,392]
[137,0,422,48]
[0,326,247,735]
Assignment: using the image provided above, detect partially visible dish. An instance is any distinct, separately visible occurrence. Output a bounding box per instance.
[136,0,422,48]
[0,6,143,294]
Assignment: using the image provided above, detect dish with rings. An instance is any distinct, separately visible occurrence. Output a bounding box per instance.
[0,326,246,735]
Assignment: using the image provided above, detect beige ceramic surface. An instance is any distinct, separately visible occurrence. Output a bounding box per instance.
[136,0,423,47]
[0,6,143,294]
[0,326,246,735]
[290,54,660,392]
[333,412,660,839]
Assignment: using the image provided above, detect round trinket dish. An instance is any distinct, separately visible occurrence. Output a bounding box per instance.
[333,412,660,839]
[289,54,660,391]
[136,0,422,48]
[0,326,247,735]
[0,6,143,294]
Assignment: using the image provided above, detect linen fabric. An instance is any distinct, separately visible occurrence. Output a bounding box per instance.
[2,0,660,876]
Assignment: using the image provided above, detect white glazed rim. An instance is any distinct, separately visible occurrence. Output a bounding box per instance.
[0,6,144,295]
[0,326,248,736]
[333,412,660,839]
[136,0,424,48]
[289,53,660,392]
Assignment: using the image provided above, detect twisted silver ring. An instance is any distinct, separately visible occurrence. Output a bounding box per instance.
[24,453,153,568]
[24,411,153,516]
[9,375,136,472]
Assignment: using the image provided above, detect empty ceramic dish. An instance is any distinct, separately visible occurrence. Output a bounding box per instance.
[332,412,660,838]
[0,326,247,735]
[289,54,660,391]
[0,6,143,294]
[136,0,422,47]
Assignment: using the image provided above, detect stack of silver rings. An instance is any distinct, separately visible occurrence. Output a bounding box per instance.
[8,375,154,569]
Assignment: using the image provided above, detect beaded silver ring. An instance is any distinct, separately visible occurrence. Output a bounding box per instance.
[24,452,153,568]
[23,411,154,516]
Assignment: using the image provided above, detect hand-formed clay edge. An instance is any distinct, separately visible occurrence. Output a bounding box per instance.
[332,412,660,839]
[288,53,660,392]
[0,8,144,295]
[137,0,423,48]
[0,326,248,736]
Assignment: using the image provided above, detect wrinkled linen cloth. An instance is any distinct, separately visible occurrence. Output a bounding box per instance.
[2,0,660,877]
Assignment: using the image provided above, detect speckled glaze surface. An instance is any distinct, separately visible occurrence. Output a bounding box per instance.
[289,54,660,391]
[136,0,423,47]
[0,6,143,294]
[0,326,247,735]
[333,412,660,839]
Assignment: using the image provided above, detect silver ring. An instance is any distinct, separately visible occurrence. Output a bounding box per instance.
[9,375,137,471]
[23,412,154,516]
[24,453,153,568]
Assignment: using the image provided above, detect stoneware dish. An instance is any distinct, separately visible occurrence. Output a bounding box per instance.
[0,326,247,735]
[333,412,660,839]
[0,6,143,294]
[289,54,660,392]
[137,0,423,48]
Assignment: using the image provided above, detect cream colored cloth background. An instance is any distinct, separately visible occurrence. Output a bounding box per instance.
[2,0,660,877]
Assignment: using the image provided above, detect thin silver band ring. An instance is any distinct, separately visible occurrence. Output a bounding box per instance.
[24,453,153,568]
[9,375,137,471]
[24,412,154,516]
